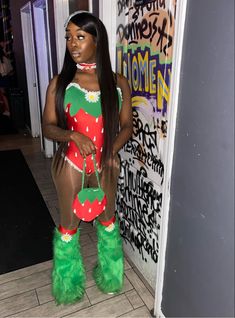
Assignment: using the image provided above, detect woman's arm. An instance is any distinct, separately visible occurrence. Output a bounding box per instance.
[42,76,72,142]
[112,74,133,156]
[42,76,96,156]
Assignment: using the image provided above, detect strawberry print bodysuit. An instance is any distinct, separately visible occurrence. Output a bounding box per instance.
[63,82,122,174]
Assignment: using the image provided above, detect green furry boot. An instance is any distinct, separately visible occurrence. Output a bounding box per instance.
[93,218,124,293]
[52,227,85,304]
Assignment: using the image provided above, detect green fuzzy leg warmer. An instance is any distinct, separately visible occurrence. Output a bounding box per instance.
[93,220,124,293]
[52,228,85,305]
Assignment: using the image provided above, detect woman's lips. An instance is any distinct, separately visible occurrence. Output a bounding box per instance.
[71,51,81,58]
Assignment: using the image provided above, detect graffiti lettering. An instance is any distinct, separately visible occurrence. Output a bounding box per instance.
[124,140,164,183]
[132,0,166,21]
[116,0,175,271]
[117,0,134,17]
[117,14,172,57]
[121,165,162,211]
[116,48,171,114]
[117,159,162,263]
[117,0,166,17]
[156,12,173,56]
[117,4,173,58]
[122,109,165,181]
[119,216,159,263]
[117,15,158,44]
[133,109,157,155]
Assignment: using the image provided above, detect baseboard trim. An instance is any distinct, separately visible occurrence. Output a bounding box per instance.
[124,252,155,297]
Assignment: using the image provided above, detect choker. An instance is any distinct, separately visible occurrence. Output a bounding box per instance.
[76,63,96,72]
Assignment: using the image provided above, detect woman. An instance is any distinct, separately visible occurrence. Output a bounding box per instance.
[42,11,132,305]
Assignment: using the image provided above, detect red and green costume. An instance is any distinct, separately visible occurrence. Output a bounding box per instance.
[64,82,122,173]
[52,82,124,304]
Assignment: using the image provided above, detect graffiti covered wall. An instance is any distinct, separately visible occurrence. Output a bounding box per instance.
[116,0,177,288]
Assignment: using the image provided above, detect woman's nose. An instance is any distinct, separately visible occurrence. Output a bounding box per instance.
[71,37,78,46]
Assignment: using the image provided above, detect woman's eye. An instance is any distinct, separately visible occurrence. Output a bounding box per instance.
[77,35,85,40]
[64,35,85,41]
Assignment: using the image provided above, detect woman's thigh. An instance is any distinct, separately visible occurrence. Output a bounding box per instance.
[51,155,85,229]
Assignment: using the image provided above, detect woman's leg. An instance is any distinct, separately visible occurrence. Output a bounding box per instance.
[51,154,86,304]
[89,155,124,293]
[51,154,84,229]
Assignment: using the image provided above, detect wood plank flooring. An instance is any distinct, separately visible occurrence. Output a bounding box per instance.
[0,132,154,317]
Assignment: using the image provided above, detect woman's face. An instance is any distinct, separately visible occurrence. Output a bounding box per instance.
[65,22,96,64]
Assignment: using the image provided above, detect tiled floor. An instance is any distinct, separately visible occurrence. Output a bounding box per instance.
[0,132,154,317]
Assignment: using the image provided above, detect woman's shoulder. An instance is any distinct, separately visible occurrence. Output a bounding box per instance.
[47,75,59,93]
[50,74,59,86]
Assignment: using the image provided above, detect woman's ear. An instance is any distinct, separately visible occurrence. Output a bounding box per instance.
[93,36,97,45]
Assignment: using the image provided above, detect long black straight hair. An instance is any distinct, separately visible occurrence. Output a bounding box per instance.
[55,12,119,165]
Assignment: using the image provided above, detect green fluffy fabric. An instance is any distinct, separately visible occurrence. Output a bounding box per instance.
[52,228,85,305]
[93,219,124,293]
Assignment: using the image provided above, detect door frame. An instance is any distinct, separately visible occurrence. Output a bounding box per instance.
[32,0,54,157]
[99,0,117,70]
[20,2,40,138]
[53,0,69,73]
[153,0,188,316]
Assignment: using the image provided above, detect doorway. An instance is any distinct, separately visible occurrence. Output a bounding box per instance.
[20,2,40,138]
[20,0,54,157]
[32,0,53,157]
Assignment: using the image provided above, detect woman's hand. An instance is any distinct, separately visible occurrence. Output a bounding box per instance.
[71,132,96,157]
